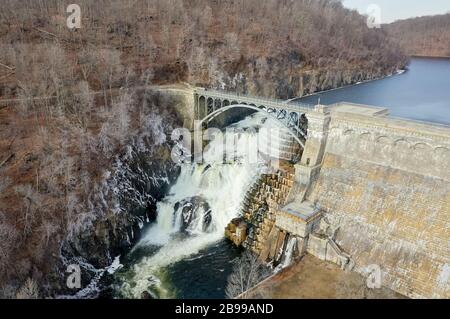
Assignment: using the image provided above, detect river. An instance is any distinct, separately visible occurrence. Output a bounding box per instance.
[105,57,449,299]
[108,115,277,299]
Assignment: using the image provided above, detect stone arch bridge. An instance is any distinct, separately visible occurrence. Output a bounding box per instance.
[193,88,314,149]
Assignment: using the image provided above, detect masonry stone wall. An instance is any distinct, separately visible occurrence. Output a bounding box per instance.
[189,88,450,298]
[307,112,450,298]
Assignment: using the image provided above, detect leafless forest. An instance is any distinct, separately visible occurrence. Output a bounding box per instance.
[0,0,406,99]
[386,13,450,57]
[226,251,271,299]
[0,0,414,298]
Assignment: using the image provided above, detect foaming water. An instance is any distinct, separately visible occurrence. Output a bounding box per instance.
[115,114,284,298]
[275,236,297,273]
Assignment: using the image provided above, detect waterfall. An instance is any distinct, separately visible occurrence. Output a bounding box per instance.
[117,113,288,298]
[283,237,298,267]
[275,236,298,272]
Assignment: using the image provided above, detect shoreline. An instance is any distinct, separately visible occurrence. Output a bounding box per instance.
[288,68,407,103]
[410,54,450,59]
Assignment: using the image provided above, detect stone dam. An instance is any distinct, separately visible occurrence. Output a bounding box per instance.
[158,85,450,299]
[303,103,450,299]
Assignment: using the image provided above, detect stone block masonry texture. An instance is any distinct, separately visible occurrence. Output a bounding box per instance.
[306,112,450,298]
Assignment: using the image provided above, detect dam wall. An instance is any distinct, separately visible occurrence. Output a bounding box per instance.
[304,103,450,298]
[187,87,448,298]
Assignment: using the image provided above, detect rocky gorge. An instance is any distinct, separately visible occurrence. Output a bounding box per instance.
[0,0,410,298]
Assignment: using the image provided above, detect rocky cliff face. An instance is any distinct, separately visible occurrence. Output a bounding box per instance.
[56,139,179,297]
[52,89,192,297]
[206,58,404,99]
[0,87,191,298]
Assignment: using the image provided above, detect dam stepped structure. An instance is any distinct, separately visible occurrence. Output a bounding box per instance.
[167,86,450,299]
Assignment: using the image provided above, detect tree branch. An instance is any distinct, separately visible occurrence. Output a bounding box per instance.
[0,153,14,169]
[0,62,15,71]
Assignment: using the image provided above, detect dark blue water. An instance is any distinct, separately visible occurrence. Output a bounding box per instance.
[296,57,450,125]
[164,240,242,299]
[111,238,242,299]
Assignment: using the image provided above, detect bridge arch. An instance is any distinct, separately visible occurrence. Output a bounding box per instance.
[197,104,306,148]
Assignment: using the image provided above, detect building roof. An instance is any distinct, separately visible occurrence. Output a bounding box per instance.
[280,200,321,222]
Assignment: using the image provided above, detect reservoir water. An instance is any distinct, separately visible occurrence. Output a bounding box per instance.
[296,57,450,125]
[107,57,450,299]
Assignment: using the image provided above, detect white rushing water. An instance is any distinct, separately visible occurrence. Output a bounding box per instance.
[118,113,288,298]
[275,236,298,273]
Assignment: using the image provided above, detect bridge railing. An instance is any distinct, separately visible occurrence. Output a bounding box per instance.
[194,87,314,111]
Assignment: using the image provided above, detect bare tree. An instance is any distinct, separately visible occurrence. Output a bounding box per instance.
[70,81,94,129]
[39,220,59,246]
[94,49,124,106]
[14,184,42,236]
[15,278,40,299]
[0,284,18,299]
[225,251,271,299]
[97,90,133,156]
[224,32,241,58]
[0,219,20,278]
[0,176,11,195]
[78,47,96,82]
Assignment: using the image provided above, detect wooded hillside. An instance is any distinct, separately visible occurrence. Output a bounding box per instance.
[0,0,406,298]
[0,0,406,99]
[386,13,450,57]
